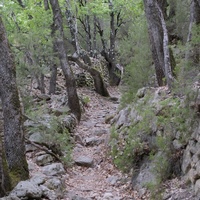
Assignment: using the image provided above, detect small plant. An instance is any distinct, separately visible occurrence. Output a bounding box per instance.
[26,104,74,167]
[82,95,90,105]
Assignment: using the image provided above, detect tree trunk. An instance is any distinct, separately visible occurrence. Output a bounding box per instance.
[44,0,50,10]
[43,0,58,95]
[85,15,92,56]
[49,64,57,95]
[36,73,45,94]
[50,0,81,121]
[65,0,81,55]
[143,0,166,86]
[0,17,29,188]
[0,116,11,197]
[93,15,97,58]
[68,56,110,97]
[96,13,121,86]
[186,0,200,63]
[156,1,174,89]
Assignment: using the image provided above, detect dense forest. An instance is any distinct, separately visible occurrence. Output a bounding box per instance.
[0,0,200,199]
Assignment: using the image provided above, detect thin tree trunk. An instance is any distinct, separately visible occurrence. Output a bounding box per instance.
[44,0,58,95]
[156,1,174,89]
[93,15,97,58]
[50,0,81,121]
[85,15,92,56]
[36,73,45,94]
[186,0,200,62]
[96,13,121,86]
[66,0,81,54]
[49,64,57,95]
[44,0,50,10]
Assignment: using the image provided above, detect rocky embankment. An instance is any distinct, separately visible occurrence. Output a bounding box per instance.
[0,87,139,200]
[1,85,200,200]
[110,86,200,199]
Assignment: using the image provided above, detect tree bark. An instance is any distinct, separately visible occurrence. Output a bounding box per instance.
[49,64,57,95]
[93,15,97,58]
[0,117,11,197]
[156,1,174,89]
[186,0,200,63]
[0,17,29,189]
[66,0,81,55]
[50,0,81,121]
[96,14,121,86]
[44,0,50,10]
[143,0,166,86]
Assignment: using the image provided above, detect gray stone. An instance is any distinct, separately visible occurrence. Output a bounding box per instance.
[133,161,157,190]
[44,177,64,195]
[25,144,37,152]
[196,161,200,175]
[173,139,183,150]
[182,147,192,174]
[85,137,104,146]
[36,154,54,166]
[0,195,20,200]
[138,188,147,198]
[102,192,114,200]
[42,163,65,176]
[136,87,146,98]
[66,191,92,200]
[187,168,198,184]
[29,132,43,143]
[113,107,130,128]
[10,180,42,199]
[30,173,47,185]
[74,156,93,167]
[195,179,200,196]
[28,161,37,171]
[39,185,57,200]
[74,134,84,145]
[37,94,51,101]
[93,129,108,136]
[106,176,119,185]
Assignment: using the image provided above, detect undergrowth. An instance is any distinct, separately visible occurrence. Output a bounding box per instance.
[110,89,196,199]
[26,104,74,166]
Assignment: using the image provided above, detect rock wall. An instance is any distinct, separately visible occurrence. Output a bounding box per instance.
[110,86,200,198]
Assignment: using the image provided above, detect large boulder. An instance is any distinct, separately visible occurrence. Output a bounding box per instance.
[10,181,42,199]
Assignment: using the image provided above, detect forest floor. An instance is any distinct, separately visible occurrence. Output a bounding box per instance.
[63,86,145,200]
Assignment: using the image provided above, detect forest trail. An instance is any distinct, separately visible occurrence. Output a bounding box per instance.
[64,87,140,200]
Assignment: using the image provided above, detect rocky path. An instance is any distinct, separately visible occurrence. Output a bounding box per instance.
[64,87,139,200]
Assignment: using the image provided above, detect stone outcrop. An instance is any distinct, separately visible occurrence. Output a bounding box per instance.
[0,163,65,200]
[110,86,200,197]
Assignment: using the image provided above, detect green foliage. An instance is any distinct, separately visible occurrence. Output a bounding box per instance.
[44,116,73,166]
[26,104,74,166]
[1,0,54,90]
[82,95,90,105]
[147,136,172,200]
[110,88,196,190]
[110,94,154,172]
[119,15,154,107]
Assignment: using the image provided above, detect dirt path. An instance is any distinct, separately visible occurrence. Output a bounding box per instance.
[64,87,139,200]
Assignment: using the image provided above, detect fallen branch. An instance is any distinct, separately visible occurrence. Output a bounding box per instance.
[68,56,110,97]
[25,138,68,171]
